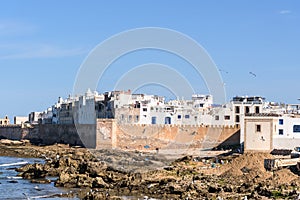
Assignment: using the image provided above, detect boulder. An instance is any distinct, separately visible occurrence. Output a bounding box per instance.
[92,177,109,188]
[31,178,51,184]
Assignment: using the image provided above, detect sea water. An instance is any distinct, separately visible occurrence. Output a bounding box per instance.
[0,156,78,200]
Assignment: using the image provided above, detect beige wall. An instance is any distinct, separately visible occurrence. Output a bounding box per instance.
[244,117,276,151]
[96,119,117,149]
[115,124,240,150]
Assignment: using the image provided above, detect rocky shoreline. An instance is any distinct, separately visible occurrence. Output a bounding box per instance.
[1,140,300,199]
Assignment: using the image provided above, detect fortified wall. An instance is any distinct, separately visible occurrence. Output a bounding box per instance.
[0,125,39,141]
[114,124,240,151]
[0,120,240,150]
[96,119,240,150]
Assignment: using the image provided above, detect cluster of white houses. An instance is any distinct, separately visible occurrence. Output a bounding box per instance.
[3,90,300,151]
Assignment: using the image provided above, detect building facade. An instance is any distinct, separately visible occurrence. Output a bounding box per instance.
[244,113,300,151]
[0,116,10,125]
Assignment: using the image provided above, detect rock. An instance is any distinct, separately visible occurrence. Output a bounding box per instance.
[22,163,47,179]
[208,185,221,193]
[75,151,85,157]
[163,166,174,171]
[55,172,76,187]
[0,139,22,146]
[222,185,233,192]
[92,177,109,188]
[8,180,18,183]
[21,139,31,145]
[16,164,33,172]
[31,178,51,184]
[87,162,107,177]
[76,174,93,188]
[175,155,193,163]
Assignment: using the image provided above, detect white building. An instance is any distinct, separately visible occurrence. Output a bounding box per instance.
[14,116,28,125]
[244,113,300,151]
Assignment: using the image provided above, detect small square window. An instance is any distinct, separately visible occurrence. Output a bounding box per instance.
[293,125,300,132]
[224,115,230,120]
[185,115,190,119]
[143,108,147,112]
[279,119,284,125]
[178,115,182,119]
[215,115,219,120]
[279,129,284,135]
[256,124,261,132]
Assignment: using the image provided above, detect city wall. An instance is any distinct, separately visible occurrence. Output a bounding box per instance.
[0,124,92,147]
[115,124,240,150]
[0,121,240,150]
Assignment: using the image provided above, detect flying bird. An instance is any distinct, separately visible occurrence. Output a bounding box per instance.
[219,69,229,74]
[249,72,257,77]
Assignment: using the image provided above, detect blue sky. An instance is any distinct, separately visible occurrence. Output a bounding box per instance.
[0,1,299,118]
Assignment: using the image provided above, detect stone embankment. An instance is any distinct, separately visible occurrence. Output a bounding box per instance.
[1,139,300,199]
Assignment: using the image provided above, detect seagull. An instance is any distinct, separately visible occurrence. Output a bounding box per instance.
[219,69,229,74]
[249,72,257,77]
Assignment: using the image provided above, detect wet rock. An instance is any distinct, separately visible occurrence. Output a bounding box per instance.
[31,178,51,184]
[7,180,18,183]
[19,163,47,179]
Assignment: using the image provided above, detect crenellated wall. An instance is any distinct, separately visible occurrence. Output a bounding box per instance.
[114,123,240,150]
[0,121,240,150]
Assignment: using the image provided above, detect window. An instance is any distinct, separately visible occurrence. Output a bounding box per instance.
[143,108,147,112]
[200,104,204,108]
[256,124,261,132]
[235,106,240,114]
[135,115,139,122]
[293,125,300,133]
[215,115,219,120]
[235,115,240,123]
[178,115,182,119]
[245,106,250,114]
[224,115,230,120]
[255,106,260,114]
[185,115,190,119]
[165,117,171,124]
[279,119,284,125]
[151,116,157,124]
[279,129,284,135]
[128,115,132,122]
